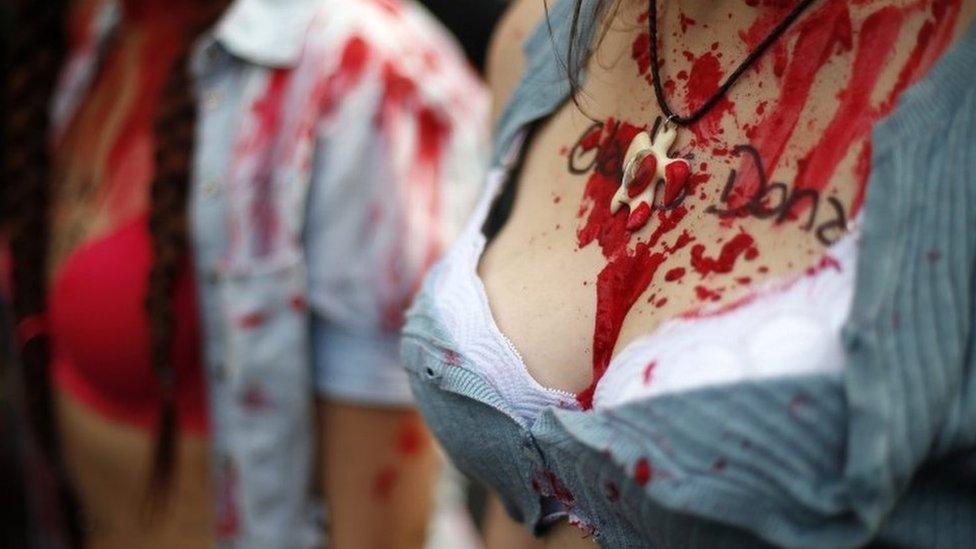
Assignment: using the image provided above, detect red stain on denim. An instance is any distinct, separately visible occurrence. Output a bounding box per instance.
[237,311,267,329]
[634,458,653,486]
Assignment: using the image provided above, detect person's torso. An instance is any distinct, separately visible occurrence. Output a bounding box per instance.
[402,0,976,545]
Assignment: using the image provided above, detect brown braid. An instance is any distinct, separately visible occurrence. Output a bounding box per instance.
[2,0,225,520]
[3,0,62,448]
[2,0,83,544]
[144,36,197,505]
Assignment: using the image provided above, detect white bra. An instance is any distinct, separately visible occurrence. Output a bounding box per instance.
[420,166,857,424]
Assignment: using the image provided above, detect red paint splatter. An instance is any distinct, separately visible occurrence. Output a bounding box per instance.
[631,31,652,77]
[788,392,812,418]
[694,285,722,302]
[712,457,728,472]
[245,69,292,258]
[289,295,307,311]
[237,311,267,329]
[679,12,697,34]
[215,458,241,540]
[575,121,686,408]
[532,470,576,506]
[663,230,695,253]
[241,384,272,412]
[443,348,461,365]
[805,254,842,276]
[689,232,757,277]
[789,6,906,218]
[684,52,735,142]
[642,360,657,385]
[664,267,686,282]
[373,466,399,500]
[731,0,854,209]
[396,419,425,456]
[634,458,653,486]
[732,0,959,218]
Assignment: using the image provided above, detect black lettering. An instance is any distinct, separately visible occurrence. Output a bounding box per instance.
[815,197,848,246]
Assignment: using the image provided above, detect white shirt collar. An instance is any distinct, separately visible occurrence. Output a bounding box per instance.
[213,0,319,67]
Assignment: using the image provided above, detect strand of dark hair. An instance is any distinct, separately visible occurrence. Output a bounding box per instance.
[2,0,83,544]
[2,0,223,533]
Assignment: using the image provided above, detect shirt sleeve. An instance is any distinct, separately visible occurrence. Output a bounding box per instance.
[302,26,487,402]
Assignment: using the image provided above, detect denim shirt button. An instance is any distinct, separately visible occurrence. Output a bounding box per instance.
[520,435,541,463]
[203,178,222,197]
[203,88,224,111]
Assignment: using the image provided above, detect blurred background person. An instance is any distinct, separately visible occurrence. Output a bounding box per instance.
[1,0,487,548]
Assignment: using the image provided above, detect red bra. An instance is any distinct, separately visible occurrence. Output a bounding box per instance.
[50,213,208,434]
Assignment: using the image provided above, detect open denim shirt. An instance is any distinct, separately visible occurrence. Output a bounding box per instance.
[54,1,487,546]
[402,1,976,547]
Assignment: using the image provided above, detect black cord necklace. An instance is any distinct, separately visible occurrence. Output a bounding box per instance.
[649,0,818,126]
[613,0,819,233]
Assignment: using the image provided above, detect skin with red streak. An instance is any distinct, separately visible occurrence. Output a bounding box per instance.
[684,52,736,142]
[664,267,686,282]
[570,0,962,410]
[576,121,697,407]
[395,416,426,456]
[373,466,399,500]
[732,0,961,213]
[689,232,757,277]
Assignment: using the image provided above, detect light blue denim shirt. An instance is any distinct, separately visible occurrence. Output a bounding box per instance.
[51,0,487,547]
[402,1,976,546]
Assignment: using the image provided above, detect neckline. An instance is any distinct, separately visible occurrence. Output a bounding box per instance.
[469,228,580,404]
[467,166,861,410]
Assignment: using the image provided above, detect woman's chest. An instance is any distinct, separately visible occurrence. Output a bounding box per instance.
[477,0,966,402]
[479,90,867,400]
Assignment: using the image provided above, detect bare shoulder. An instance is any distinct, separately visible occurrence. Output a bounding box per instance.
[486,0,550,122]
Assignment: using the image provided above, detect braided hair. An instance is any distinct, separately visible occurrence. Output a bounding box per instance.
[2,0,222,522]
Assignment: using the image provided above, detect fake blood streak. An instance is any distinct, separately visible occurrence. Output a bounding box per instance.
[575,120,685,408]
[376,60,453,329]
[734,0,961,214]
[247,69,291,258]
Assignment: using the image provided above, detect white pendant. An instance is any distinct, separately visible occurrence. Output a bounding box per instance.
[612,121,691,232]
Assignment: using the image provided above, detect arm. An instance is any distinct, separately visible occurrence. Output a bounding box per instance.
[301,9,488,547]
